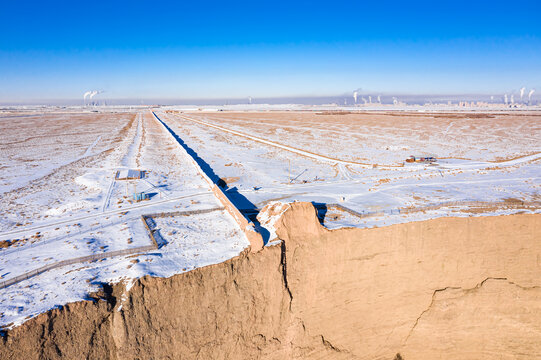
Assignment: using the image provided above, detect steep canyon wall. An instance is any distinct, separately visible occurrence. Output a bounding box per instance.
[1,203,539,359]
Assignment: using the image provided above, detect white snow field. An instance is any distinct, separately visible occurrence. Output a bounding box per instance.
[0,106,539,329]
[0,110,249,329]
[159,110,540,231]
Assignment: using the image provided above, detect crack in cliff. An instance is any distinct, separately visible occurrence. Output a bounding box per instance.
[506,280,541,291]
[281,235,351,355]
[403,276,536,344]
[320,335,343,353]
[280,240,293,305]
[2,209,538,359]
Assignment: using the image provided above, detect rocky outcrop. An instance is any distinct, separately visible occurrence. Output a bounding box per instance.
[1,203,539,359]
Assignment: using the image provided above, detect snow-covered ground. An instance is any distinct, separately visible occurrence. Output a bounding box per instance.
[0,110,249,329]
[0,209,248,328]
[183,111,540,164]
[159,110,540,232]
[0,112,133,196]
[0,107,539,329]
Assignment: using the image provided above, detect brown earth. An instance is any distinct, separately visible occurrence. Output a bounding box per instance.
[0,240,11,249]
[182,111,541,163]
[1,203,539,359]
[221,176,240,185]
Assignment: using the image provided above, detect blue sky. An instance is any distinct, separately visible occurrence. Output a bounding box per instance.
[1,0,540,102]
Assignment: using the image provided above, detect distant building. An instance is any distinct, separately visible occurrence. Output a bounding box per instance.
[115,169,146,180]
[133,192,150,202]
[406,155,437,163]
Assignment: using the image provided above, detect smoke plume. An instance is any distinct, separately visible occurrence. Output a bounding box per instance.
[528,89,535,102]
[89,90,102,99]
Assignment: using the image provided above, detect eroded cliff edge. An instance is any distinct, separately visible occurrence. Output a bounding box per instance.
[1,203,540,359]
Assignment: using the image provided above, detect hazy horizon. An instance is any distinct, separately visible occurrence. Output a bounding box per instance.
[3,93,540,107]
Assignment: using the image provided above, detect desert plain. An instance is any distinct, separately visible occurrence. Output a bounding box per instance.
[0,107,539,359]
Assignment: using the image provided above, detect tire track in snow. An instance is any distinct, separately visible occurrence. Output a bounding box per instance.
[102,113,143,212]
[0,191,213,239]
[180,113,541,172]
[176,114,407,170]
[338,163,354,180]
[81,135,101,157]
[101,178,115,212]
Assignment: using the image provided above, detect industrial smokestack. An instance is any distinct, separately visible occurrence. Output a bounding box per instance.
[353,91,358,104]
[504,94,508,104]
[361,97,367,104]
[377,95,381,104]
[510,94,514,104]
[85,90,103,106]
[368,95,372,104]
[520,87,526,101]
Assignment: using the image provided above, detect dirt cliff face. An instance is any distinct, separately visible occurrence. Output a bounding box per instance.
[1,203,540,359]
[275,203,541,359]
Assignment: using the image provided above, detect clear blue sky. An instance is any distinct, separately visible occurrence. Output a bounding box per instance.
[1,0,540,102]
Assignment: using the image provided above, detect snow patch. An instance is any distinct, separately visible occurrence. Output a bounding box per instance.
[257,201,292,241]
[45,201,91,216]
[75,172,103,191]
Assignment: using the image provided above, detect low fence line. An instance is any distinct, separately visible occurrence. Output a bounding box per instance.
[144,207,224,219]
[152,111,264,252]
[0,206,224,290]
[323,200,541,220]
[326,203,365,218]
[141,215,159,249]
[151,112,214,188]
[399,200,541,215]
[1,217,129,256]
[0,244,156,290]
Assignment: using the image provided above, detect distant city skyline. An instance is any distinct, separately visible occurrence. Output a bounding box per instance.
[1,0,540,103]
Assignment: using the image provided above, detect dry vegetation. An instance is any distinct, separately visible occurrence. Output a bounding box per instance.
[187,111,541,164]
[0,112,136,229]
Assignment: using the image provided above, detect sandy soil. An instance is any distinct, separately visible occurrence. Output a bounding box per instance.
[0,108,539,359]
[186,111,541,164]
[0,203,539,359]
